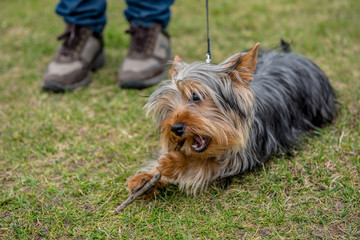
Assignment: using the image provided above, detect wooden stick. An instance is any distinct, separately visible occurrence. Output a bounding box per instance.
[114,172,162,214]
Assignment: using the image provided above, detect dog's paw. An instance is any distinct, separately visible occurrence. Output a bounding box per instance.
[127,173,165,198]
[158,151,185,179]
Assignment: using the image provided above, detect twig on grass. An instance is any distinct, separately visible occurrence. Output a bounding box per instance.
[114,172,162,214]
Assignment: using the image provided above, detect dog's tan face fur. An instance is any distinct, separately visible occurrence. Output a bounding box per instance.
[158,80,247,160]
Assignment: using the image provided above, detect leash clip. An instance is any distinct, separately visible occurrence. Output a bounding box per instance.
[205,52,211,64]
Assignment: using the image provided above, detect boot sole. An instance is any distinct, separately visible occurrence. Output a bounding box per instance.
[42,50,106,93]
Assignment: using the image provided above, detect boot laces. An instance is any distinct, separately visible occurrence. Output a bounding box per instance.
[126,25,153,53]
[57,24,88,56]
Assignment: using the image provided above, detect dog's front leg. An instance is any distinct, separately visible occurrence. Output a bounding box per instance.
[157,151,187,181]
[158,151,221,192]
[128,151,220,196]
[126,151,184,198]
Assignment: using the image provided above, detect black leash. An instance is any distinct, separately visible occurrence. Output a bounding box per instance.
[205,0,212,63]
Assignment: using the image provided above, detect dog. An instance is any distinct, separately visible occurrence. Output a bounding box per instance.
[127,41,337,196]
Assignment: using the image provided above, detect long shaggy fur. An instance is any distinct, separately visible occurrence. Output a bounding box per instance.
[127,42,337,195]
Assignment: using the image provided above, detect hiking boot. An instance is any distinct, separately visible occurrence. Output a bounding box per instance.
[118,23,172,89]
[42,24,105,92]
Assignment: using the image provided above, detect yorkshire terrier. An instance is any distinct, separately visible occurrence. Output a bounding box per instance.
[127,41,337,196]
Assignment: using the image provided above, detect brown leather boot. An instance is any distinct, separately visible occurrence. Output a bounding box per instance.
[118,23,172,89]
[42,24,105,92]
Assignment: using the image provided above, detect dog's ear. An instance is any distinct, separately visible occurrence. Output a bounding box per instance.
[169,55,183,78]
[225,43,260,82]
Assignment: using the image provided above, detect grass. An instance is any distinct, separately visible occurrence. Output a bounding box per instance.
[1,0,359,238]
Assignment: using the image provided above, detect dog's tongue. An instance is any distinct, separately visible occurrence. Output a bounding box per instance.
[192,135,210,152]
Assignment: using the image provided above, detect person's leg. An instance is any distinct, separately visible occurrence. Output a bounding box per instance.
[56,0,107,33]
[124,0,174,29]
[42,0,106,92]
[118,0,175,89]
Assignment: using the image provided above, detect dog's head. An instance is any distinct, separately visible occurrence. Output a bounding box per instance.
[145,43,260,159]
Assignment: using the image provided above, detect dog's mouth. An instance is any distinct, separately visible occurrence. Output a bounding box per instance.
[192,135,211,152]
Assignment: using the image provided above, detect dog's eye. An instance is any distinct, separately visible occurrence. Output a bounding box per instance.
[191,92,202,102]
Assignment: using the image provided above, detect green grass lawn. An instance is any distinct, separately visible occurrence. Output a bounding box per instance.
[1,0,359,238]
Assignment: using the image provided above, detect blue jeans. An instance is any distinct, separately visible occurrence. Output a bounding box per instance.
[56,0,174,33]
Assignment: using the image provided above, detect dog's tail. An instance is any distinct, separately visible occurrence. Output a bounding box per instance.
[280,39,292,53]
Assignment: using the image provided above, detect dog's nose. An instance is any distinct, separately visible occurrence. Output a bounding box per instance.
[171,123,186,136]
